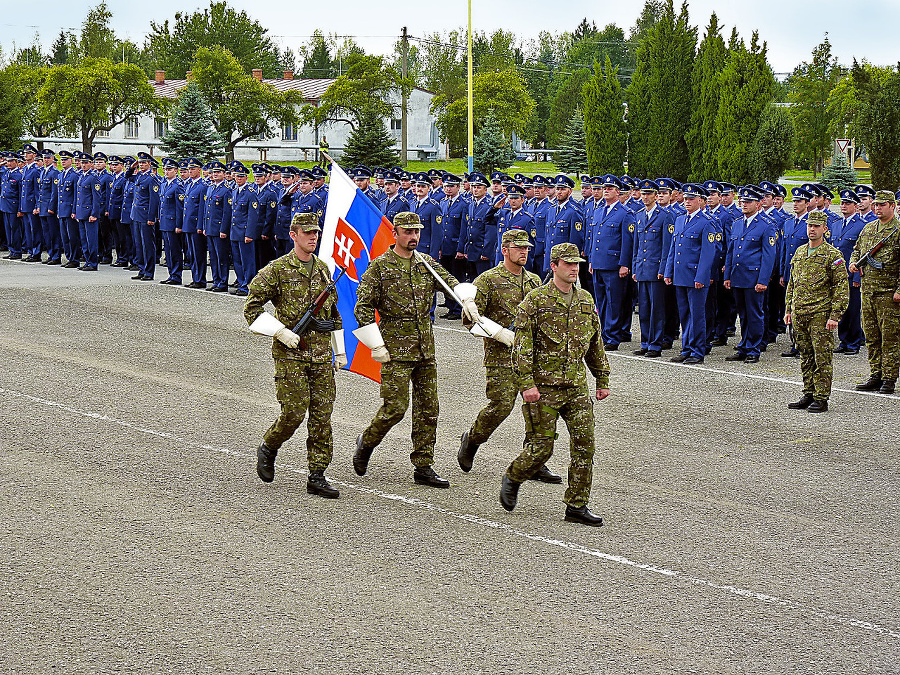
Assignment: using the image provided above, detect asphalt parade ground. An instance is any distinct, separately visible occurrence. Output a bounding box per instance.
[1,259,898,674]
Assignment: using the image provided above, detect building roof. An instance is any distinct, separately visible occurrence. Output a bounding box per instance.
[150,78,336,101]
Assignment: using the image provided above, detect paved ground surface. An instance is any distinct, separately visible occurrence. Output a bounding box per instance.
[1,259,898,674]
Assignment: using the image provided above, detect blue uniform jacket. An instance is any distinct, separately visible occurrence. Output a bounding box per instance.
[495,207,534,263]
[19,162,40,213]
[664,210,718,286]
[258,182,278,239]
[724,214,778,288]
[379,194,410,224]
[230,184,260,241]
[411,196,443,259]
[632,205,674,281]
[459,195,501,261]
[158,178,185,233]
[107,172,126,220]
[440,194,469,256]
[95,171,112,217]
[830,214,865,284]
[56,167,78,218]
[74,170,102,220]
[120,180,135,225]
[129,170,160,224]
[203,182,232,237]
[587,200,634,271]
[781,213,809,280]
[38,165,59,216]
[0,168,21,214]
[274,184,293,240]
[531,198,552,267]
[182,177,207,233]
[544,199,585,270]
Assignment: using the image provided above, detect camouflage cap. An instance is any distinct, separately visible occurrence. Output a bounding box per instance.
[291,212,321,232]
[550,242,585,263]
[873,189,896,204]
[393,211,423,229]
[807,210,828,226]
[502,228,533,248]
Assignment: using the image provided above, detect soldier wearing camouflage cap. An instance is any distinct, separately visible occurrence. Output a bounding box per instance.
[353,210,462,488]
[849,190,900,394]
[244,209,345,499]
[458,228,561,483]
[500,240,611,527]
[784,209,849,412]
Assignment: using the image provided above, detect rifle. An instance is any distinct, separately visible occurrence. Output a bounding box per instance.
[855,226,899,271]
[293,265,347,348]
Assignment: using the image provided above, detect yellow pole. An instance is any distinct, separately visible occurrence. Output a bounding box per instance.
[467,0,474,174]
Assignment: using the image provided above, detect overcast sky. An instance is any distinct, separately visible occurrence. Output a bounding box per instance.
[2,0,897,75]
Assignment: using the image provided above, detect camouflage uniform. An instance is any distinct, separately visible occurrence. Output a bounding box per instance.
[468,263,542,444]
[507,251,610,507]
[244,250,341,471]
[849,213,900,380]
[784,234,849,401]
[355,247,459,466]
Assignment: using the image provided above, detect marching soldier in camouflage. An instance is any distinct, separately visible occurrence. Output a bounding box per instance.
[849,190,900,395]
[353,211,460,488]
[457,229,560,483]
[244,213,346,499]
[501,242,611,527]
[784,210,850,412]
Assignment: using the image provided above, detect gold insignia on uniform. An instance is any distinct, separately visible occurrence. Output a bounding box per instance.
[54,179,59,184]
[270,201,276,208]
[707,233,715,243]
[203,195,208,201]
[436,216,442,224]
[825,230,831,239]
[252,202,258,208]
[95,184,101,191]
[575,222,582,231]
[668,225,675,233]
[531,229,537,237]
[153,185,159,192]
[769,236,776,246]
[317,209,323,217]
[716,233,722,241]
[628,224,635,233]
[228,198,232,205]
[179,194,184,201]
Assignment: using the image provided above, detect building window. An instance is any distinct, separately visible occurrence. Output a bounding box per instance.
[124,118,139,138]
[282,122,298,141]
[390,119,402,130]
[95,129,109,138]
[154,118,169,139]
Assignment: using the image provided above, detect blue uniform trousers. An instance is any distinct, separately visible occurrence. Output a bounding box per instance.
[63,217,81,262]
[593,269,628,346]
[208,235,230,289]
[25,213,43,256]
[129,222,142,268]
[231,240,256,292]
[733,287,766,357]
[78,219,99,268]
[637,280,666,351]
[41,216,61,261]
[138,222,156,278]
[161,230,183,282]
[675,285,709,359]
[274,237,292,257]
[188,232,208,285]
[3,212,23,255]
[837,285,863,350]
[662,284,680,344]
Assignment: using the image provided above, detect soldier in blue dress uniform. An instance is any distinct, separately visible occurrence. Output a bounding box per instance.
[126,152,161,280]
[757,181,787,348]
[37,149,61,265]
[529,175,551,278]
[228,162,259,296]
[494,184,533,265]
[378,169,410,224]
[410,171,443,259]
[542,175,583,276]
[74,152,102,271]
[439,172,468,317]
[854,185,877,222]
[632,179,673,357]
[106,156,129,266]
[832,189,866,355]
[55,151,80,267]
[92,152,113,264]
[20,144,44,261]
[780,187,814,357]
[182,157,208,287]
[458,172,501,279]
[157,158,185,285]
[1,152,23,259]
[119,156,137,270]
[203,161,232,292]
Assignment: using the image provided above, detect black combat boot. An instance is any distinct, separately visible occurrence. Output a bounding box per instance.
[353,434,375,476]
[529,464,562,484]
[256,443,277,483]
[880,379,895,394]
[807,400,828,413]
[499,475,521,511]
[307,470,340,499]
[413,465,450,488]
[788,394,814,409]
[564,505,604,527]
[457,430,480,473]
[856,375,883,391]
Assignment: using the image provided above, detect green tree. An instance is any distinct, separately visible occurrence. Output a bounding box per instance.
[714,31,775,185]
[748,104,795,183]
[191,46,302,161]
[298,30,335,78]
[160,81,225,160]
[340,108,400,168]
[850,60,900,189]
[546,68,591,148]
[0,68,25,148]
[474,110,516,175]
[6,64,54,148]
[583,56,627,175]
[820,149,858,192]
[554,109,589,175]
[50,30,75,65]
[147,2,283,79]
[472,30,520,72]
[38,58,161,153]
[565,21,630,79]
[76,3,117,61]
[626,0,667,69]
[686,13,726,181]
[625,0,696,180]
[789,34,844,176]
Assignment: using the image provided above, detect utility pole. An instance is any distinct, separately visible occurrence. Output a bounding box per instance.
[401,26,409,167]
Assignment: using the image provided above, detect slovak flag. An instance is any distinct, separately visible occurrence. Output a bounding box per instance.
[319,162,395,383]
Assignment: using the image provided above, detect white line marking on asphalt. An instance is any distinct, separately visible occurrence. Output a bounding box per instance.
[2,385,898,641]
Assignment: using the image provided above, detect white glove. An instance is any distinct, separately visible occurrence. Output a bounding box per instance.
[371,345,391,363]
[493,328,515,347]
[274,327,301,348]
[334,353,348,369]
[462,298,481,323]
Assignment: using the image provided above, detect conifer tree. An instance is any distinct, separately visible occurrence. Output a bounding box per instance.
[821,149,858,191]
[340,107,400,168]
[554,108,589,175]
[583,56,626,175]
[687,13,726,181]
[748,104,795,183]
[160,81,225,160]
[714,31,776,184]
[474,109,515,175]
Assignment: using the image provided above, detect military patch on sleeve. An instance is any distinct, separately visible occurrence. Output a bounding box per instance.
[769,236,776,246]
[95,184,101,191]
[707,233,715,243]
[575,222,582,231]
[833,257,844,268]
[668,225,675,234]
[628,224,635,233]
[716,233,722,241]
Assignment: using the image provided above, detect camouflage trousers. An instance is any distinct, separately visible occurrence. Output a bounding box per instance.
[861,290,900,380]
[793,311,835,401]
[469,367,520,445]
[507,384,596,508]
[263,359,335,471]
[360,357,438,467]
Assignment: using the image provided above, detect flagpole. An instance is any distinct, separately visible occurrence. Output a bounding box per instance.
[467,0,474,175]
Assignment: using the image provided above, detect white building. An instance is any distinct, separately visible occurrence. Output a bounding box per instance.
[48,69,444,163]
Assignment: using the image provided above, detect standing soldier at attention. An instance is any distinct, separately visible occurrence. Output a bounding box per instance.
[244,213,346,499]
[849,190,900,394]
[353,212,461,488]
[784,210,849,413]
[500,242,610,527]
[457,229,560,484]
